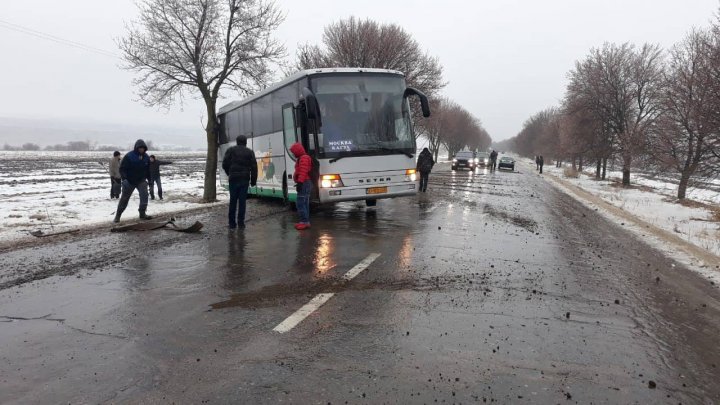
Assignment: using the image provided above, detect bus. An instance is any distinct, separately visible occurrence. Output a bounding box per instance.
[217,68,430,206]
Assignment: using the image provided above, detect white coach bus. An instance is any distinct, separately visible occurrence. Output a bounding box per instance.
[217,68,430,206]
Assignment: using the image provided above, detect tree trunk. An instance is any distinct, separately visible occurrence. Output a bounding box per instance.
[578,156,583,172]
[203,101,218,202]
[572,156,577,171]
[622,155,631,186]
[677,170,691,200]
[601,158,607,180]
[595,159,601,179]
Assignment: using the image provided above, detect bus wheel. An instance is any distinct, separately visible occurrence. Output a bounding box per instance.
[366,199,377,207]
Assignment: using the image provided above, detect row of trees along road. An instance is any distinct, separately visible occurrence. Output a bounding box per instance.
[119,2,490,202]
[296,17,491,161]
[508,11,720,199]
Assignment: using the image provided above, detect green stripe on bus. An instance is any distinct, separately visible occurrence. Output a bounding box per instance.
[248,186,297,202]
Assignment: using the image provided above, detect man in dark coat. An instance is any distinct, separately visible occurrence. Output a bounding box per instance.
[222,135,257,229]
[148,155,172,200]
[109,151,122,199]
[539,155,545,174]
[416,147,434,193]
[490,150,498,171]
[114,139,152,223]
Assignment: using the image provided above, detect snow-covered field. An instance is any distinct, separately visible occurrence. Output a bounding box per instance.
[541,161,720,257]
[0,151,228,244]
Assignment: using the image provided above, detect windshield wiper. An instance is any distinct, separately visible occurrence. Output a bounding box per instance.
[379,147,414,158]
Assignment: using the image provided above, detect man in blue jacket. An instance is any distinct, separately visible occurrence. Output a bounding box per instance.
[114,139,153,223]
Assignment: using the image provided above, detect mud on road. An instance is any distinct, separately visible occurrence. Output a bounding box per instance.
[1,163,719,404]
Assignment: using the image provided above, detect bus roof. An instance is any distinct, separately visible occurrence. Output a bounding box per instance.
[217,68,404,115]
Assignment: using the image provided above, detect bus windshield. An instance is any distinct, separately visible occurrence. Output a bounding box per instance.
[311,75,415,159]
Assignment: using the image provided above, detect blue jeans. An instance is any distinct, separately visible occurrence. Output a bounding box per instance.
[296,180,312,224]
[228,180,250,228]
[117,180,149,217]
[149,177,162,199]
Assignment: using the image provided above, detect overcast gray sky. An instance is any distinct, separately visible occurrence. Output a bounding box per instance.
[0,0,718,142]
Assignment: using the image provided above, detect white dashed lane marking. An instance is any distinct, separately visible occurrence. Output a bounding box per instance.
[272,253,381,334]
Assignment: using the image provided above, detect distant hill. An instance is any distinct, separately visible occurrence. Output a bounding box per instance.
[0,116,207,151]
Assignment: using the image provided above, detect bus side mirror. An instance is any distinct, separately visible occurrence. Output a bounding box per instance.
[302,87,322,125]
[404,87,431,118]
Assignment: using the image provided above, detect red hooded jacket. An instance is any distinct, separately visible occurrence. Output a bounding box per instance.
[290,143,312,183]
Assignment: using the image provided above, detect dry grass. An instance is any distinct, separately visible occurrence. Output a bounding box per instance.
[563,167,579,178]
[710,206,720,222]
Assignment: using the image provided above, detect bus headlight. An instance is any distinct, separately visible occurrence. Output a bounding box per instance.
[406,169,417,182]
[321,174,344,188]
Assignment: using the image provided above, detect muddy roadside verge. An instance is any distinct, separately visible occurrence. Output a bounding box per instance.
[0,200,288,290]
[543,167,720,281]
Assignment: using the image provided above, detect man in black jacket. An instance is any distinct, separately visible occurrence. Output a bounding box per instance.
[114,139,153,223]
[148,155,172,200]
[222,135,258,229]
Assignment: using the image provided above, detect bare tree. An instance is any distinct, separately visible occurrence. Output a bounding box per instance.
[21,143,41,151]
[296,16,445,132]
[440,103,490,157]
[119,0,285,201]
[421,98,448,161]
[566,43,663,185]
[648,29,719,199]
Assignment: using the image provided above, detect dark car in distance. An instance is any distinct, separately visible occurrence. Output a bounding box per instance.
[498,156,515,171]
[451,151,477,171]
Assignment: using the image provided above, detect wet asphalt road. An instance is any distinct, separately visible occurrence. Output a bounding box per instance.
[1,163,719,404]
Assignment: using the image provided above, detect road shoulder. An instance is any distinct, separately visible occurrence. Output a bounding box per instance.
[542,167,720,284]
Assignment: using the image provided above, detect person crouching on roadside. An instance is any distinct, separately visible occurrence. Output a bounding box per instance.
[291,143,313,230]
[109,151,122,199]
[114,139,153,223]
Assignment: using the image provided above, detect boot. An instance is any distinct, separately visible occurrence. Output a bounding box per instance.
[139,210,153,220]
[113,213,121,223]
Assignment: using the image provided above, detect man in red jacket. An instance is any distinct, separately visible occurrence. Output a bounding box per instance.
[290,143,313,230]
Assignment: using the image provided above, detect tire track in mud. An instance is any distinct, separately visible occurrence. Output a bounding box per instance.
[427,168,539,233]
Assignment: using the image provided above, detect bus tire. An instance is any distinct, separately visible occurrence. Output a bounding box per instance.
[366,199,377,207]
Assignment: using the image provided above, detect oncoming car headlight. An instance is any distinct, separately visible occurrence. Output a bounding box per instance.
[320,174,344,188]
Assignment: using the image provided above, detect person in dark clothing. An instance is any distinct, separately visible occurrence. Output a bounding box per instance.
[148,155,172,200]
[222,135,258,229]
[490,150,498,171]
[416,148,434,193]
[535,156,540,171]
[109,151,122,199]
[539,155,545,174]
[291,143,313,230]
[114,140,152,223]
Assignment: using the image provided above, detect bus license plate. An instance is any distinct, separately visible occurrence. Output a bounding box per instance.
[367,186,388,195]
